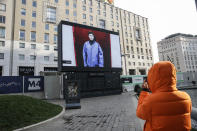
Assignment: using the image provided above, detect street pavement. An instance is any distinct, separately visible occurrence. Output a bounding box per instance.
[25,92,144,131]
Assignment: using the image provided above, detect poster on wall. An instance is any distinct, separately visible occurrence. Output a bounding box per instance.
[58,21,122,72]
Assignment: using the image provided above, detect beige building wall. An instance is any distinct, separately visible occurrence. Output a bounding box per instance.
[157,33,197,72]
[1,0,153,76]
[0,0,15,75]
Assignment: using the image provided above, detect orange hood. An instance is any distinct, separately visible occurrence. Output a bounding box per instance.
[147,61,177,93]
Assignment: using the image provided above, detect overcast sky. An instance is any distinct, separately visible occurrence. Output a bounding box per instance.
[115,0,197,63]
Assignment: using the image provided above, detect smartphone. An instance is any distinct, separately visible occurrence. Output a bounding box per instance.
[143,77,147,82]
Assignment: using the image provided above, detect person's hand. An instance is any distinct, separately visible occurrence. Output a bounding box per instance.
[142,80,149,89]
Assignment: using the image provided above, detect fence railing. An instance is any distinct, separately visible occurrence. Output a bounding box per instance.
[0,76,44,94]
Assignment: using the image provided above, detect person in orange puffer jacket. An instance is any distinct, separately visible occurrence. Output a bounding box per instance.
[136,61,192,131]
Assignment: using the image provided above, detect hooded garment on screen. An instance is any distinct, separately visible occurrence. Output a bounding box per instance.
[83,41,104,67]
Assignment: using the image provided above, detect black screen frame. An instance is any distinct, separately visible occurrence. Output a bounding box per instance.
[58,20,122,72]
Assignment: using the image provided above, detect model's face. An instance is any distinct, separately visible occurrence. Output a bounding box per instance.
[88,34,94,41]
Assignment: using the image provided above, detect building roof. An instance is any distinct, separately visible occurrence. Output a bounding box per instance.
[164,33,197,40]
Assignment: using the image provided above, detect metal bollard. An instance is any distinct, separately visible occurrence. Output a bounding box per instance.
[191,107,197,121]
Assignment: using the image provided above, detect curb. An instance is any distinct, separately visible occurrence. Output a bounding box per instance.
[14,105,65,131]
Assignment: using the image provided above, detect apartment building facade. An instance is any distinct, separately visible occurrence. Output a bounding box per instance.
[0,0,153,76]
[157,33,197,72]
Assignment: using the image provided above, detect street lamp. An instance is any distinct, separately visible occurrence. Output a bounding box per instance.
[121,53,130,75]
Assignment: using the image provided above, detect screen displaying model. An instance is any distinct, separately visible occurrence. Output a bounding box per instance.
[59,21,121,71]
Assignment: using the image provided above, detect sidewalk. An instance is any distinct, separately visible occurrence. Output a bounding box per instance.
[24,92,144,131]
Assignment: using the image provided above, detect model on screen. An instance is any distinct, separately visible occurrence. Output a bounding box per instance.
[83,32,104,67]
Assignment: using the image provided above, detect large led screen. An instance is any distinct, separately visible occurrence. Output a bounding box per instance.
[58,21,121,71]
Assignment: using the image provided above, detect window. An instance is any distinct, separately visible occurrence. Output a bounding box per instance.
[31,44,36,49]
[44,33,49,43]
[89,0,92,6]
[44,45,49,50]
[45,24,49,30]
[82,0,86,4]
[103,12,106,17]
[54,25,57,32]
[73,11,77,17]
[0,4,6,11]
[110,7,113,13]
[22,0,26,5]
[90,15,93,21]
[54,46,58,51]
[83,14,86,19]
[116,16,118,20]
[21,8,26,15]
[19,30,25,40]
[131,47,133,52]
[66,9,69,15]
[97,10,100,15]
[135,29,141,40]
[83,6,86,11]
[21,19,25,26]
[111,14,113,19]
[54,56,58,61]
[97,2,100,9]
[89,8,92,13]
[19,54,25,60]
[0,53,4,60]
[44,56,49,61]
[117,23,119,27]
[126,46,129,52]
[19,43,25,48]
[99,19,105,29]
[141,48,143,54]
[137,47,139,53]
[111,21,114,27]
[46,7,56,23]
[66,0,69,6]
[31,31,36,41]
[149,49,152,55]
[32,11,36,17]
[73,3,77,8]
[54,0,58,3]
[54,35,57,44]
[0,27,5,38]
[103,4,106,11]
[125,32,128,37]
[32,21,36,28]
[116,8,118,14]
[0,41,5,47]
[30,55,36,60]
[0,16,5,23]
[32,1,37,7]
